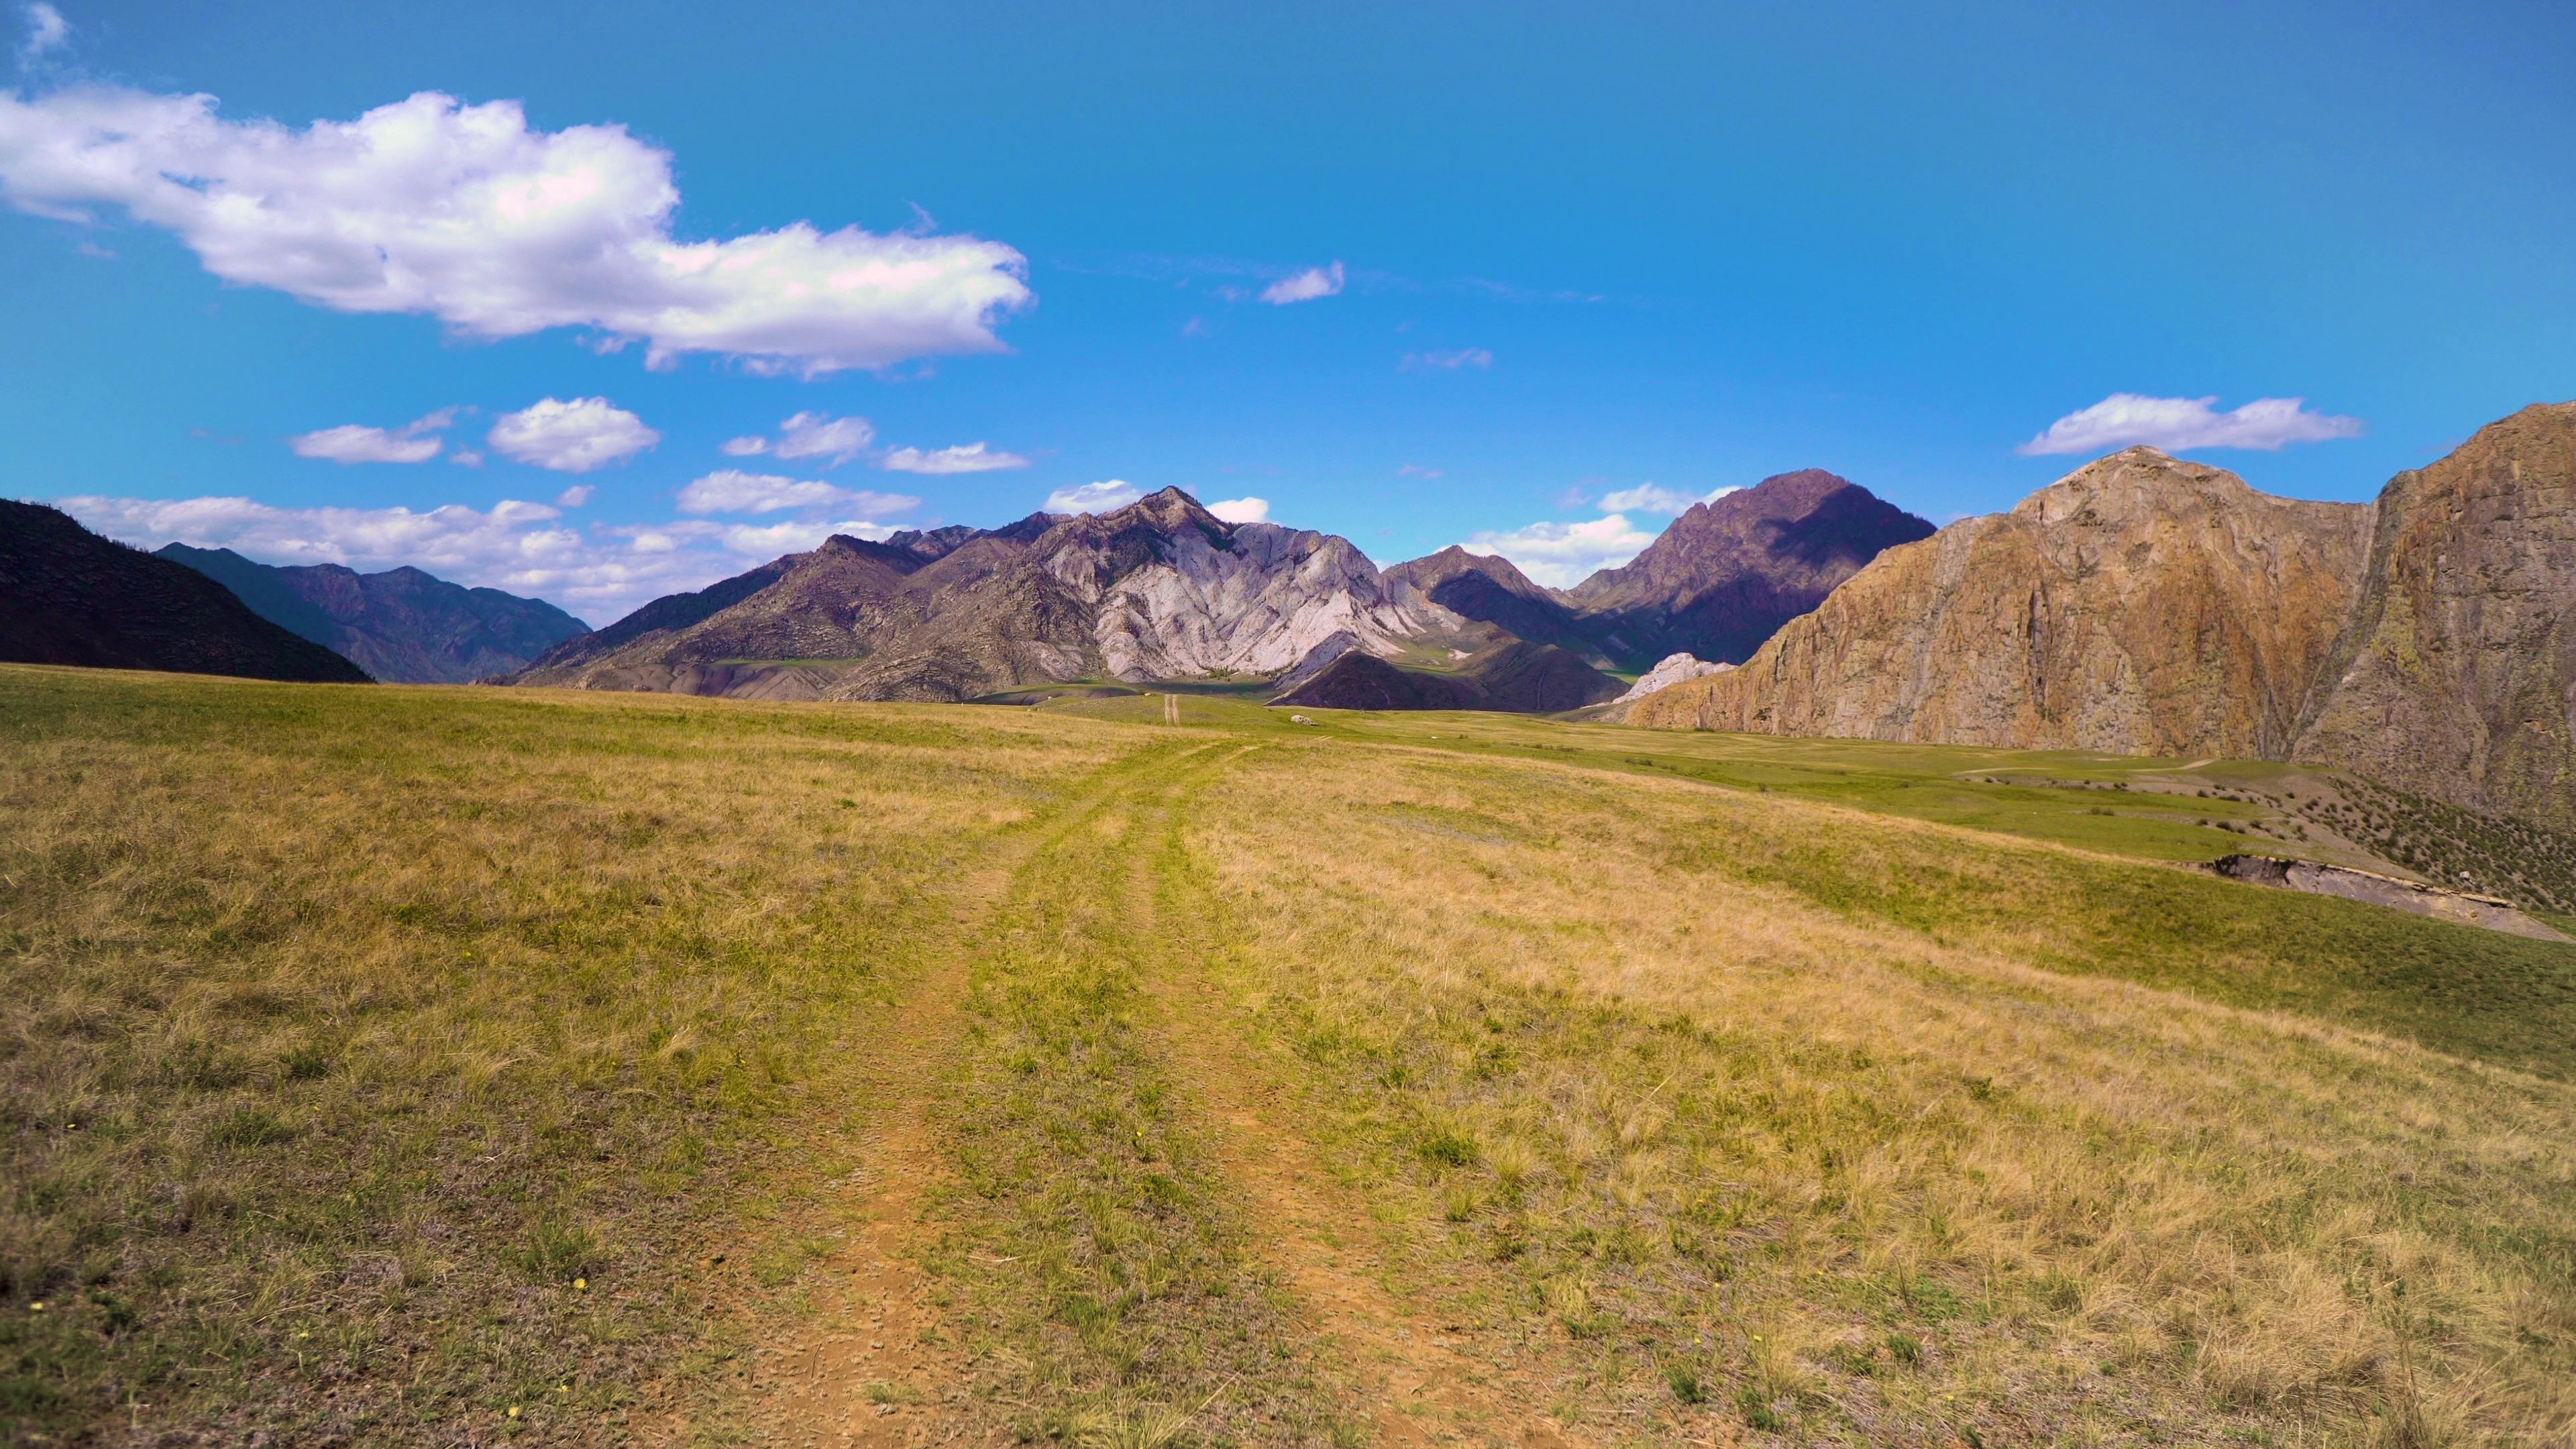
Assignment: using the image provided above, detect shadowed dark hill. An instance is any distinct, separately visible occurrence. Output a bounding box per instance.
[1,502,369,682]
[1566,470,1935,663]
[1269,638,1621,713]
[1383,546,1616,663]
[156,544,584,684]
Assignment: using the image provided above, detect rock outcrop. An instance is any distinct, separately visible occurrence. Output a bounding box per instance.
[1629,449,2375,759]
[156,545,585,684]
[2294,404,2576,826]
[1566,470,1935,665]
[1609,653,1731,707]
[1,501,370,683]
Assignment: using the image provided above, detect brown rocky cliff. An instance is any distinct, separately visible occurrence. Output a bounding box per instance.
[1631,449,2373,758]
[2294,403,2576,826]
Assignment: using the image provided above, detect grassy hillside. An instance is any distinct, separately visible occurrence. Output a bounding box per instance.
[3,666,2572,1446]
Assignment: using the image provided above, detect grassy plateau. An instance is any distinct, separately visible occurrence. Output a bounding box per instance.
[2,665,2572,1448]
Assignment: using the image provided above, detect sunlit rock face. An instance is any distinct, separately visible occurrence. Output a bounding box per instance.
[2295,403,2576,826]
[1632,448,2375,761]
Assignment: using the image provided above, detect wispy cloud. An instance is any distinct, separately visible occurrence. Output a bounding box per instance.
[0,86,1029,374]
[487,397,658,473]
[1044,480,1142,514]
[1597,482,1735,517]
[1397,464,1445,480]
[879,441,1029,474]
[1400,347,1493,372]
[17,3,67,64]
[288,407,458,465]
[1460,514,1658,589]
[1260,262,1344,305]
[2018,394,2364,456]
[720,411,875,466]
[674,469,916,518]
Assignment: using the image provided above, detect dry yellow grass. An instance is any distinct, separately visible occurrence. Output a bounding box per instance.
[0,665,1149,1440]
[7,667,2573,1448]
[1172,743,2576,1446]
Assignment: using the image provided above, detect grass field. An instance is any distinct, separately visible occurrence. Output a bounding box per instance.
[3,665,2573,1447]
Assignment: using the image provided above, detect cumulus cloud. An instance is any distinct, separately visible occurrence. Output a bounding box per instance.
[879,441,1029,474]
[0,87,1030,374]
[2018,394,2364,456]
[1205,496,1269,524]
[1400,347,1493,371]
[487,396,657,472]
[18,3,67,63]
[287,408,458,465]
[1597,482,1736,517]
[1043,480,1142,515]
[1259,262,1344,305]
[1460,514,1659,589]
[674,468,916,518]
[552,484,592,507]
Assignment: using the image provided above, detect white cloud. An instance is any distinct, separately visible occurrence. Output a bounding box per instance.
[449,449,484,468]
[1260,262,1344,305]
[1043,480,1142,515]
[18,3,67,62]
[674,468,916,518]
[1597,482,1737,517]
[488,396,657,473]
[288,407,457,464]
[720,435,770,457]
[2018,394,2364,456]
[552,484,592,507]
[1205,496,1269,524]
[1461,514,1659,589]
[0,87,1030,374]
[1400,347,1493,371]
[879,441,1029,474]
[771,411,875,465]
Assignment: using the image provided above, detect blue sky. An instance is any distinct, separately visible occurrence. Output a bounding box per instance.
[5,1,2573,621]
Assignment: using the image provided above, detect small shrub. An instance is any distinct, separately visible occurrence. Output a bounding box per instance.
[1416,1128,1477,1168]
[207,1108,293,1148]
[1884,1332,1922,1365]
[278,1044,331,1080]
[509,1218,604,1285]
[1735,1386,1782,1430]
[1664,1359,1705,1403]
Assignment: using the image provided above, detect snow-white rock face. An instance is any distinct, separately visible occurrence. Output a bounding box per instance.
[1615,651,1731,704]
[1092,523,1458,681]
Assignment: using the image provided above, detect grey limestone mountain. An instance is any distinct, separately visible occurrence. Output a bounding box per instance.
[156,544,586,684]
[508,488,1479,702]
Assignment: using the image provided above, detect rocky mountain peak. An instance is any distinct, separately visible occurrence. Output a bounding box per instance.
[1565,468,1935,664]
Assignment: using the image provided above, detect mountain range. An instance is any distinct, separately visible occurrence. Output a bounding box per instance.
[1626,404,2576,826]
[506,470,1932,711]
[0,501,370,684]
[156,545,587,684]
